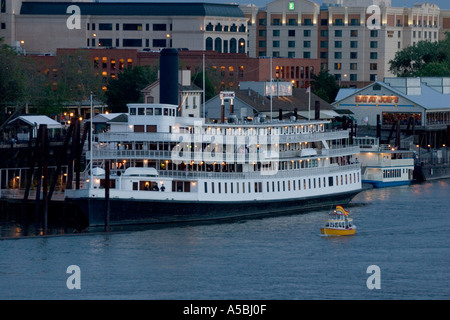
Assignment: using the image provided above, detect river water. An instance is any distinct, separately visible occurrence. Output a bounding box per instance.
[0,180,449,300]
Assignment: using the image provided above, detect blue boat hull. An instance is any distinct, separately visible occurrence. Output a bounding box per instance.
[363,180,411,188]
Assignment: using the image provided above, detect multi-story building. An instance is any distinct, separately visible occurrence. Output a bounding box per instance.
[243,0,450,87]
[0,0,248,55]
[1,0,449,89]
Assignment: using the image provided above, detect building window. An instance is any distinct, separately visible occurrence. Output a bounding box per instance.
[334,19,343,26]
[288,41,295,48]
[350,52,358,59]
[288,51,296,58]
[153,39,166,47]
[99,23,113,31]
[272,18,281,26]
[303,52,311,58]
[98,39,112,47]
[335,41,342,48]
[123,23,143,31]
[320,30,328,37]
[370,74,377,81]
[350,63,357,70]
[273,30,280,37]
[334,63,342,70]
[350,74,357,81]
[350,30,358,37]
[370,41,378,48]
[370,63,378,70]
[320,41,328,48]
[370,52,378,59]
[303,41,311,48]
[335,30,342,37]
[304,30,311,37]
[258,40,266,48]
[303,19,312,26]
[370,30,378,37]
[288,19,297,26]
[335,52,342,59]
[350,41,358,48]
[273,40,280,48]
[123,39,142,47]
[288,30,295,37]
[153,24,167,31]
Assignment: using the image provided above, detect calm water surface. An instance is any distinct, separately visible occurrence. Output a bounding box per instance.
[0,180,449,300]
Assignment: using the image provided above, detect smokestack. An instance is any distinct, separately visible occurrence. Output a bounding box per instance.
[220,104,225,123]
[294,108,298,120]
[278,109,282,121]
[314,101,320,120]
[159,48,179,105]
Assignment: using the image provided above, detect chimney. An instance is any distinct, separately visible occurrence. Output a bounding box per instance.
[159,48,179,105]
[314,101,320,120]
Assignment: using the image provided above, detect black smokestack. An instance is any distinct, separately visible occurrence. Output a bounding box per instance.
[314,101,320,120]
[159,48,179,105]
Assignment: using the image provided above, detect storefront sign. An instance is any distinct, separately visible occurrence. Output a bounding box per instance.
[355,95,399,104]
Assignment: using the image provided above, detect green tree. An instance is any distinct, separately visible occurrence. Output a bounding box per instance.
[106,65,158,113]
[0,39,26,108]
[191,70,215,101]
[389,32,450,77]
[310,70,340,103]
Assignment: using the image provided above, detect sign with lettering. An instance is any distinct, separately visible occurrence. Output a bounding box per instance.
[289,2,295,10]
[355,95,399,104]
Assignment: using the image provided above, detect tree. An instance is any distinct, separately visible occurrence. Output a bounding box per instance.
[310,70,340,103]
[389,32,450,77]
[106,65,158,113]
[191,70,216,101]
[0,38,26,108]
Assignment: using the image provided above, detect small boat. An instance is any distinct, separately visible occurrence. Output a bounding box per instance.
[320,205,356,236]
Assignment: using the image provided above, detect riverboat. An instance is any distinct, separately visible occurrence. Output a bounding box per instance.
[64,103,363,227]
[354,136,415,188]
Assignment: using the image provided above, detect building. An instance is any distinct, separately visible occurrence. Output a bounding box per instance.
[332,77,450,147]
[141,70,203,118]
[0,0,248,55]
[242,0,450,87]
[206,83,336,122]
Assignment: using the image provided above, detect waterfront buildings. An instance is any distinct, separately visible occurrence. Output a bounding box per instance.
[1,0,450,89]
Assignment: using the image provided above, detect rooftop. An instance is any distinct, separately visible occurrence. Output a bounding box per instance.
[20,2,245,18]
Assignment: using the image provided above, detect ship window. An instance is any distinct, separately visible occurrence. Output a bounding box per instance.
[218,183,221,193]
[236,182,239,193]
[204,182,208,193]
[298,179,301,190]
[242,182,245,193]
[164,108,169,116]
[212,182,215,193]
[146,108,153,115]
[133,182,138,190]
[155,108,162,115]
[272,181,275,192]
[130,108,136,115]
[134,125,145,133]
[283,181,285,191]
[224,183,227,193]
[277,181,280,192]
[328,176,333,186]
[231,183,233,193]
[138,108,145,115]
[248,182,251,193]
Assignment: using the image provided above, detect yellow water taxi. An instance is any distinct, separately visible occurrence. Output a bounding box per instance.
[320,205,356,236]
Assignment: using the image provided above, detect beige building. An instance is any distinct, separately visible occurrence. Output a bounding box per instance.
[1,0,449,88]
[242,0,450,86]
[0,0,248,55]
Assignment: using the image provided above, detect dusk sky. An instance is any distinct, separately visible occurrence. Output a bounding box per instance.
[99,0,450,10]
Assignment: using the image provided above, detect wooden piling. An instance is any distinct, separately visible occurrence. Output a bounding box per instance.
[105,160,110,232]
